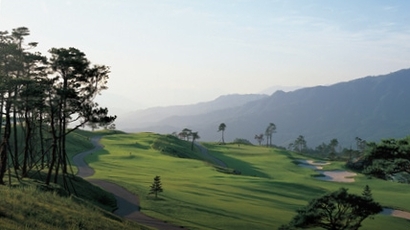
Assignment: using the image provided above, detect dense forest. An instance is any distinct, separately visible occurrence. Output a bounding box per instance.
[0,27,115,188]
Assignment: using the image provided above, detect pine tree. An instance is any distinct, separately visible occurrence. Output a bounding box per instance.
[362,185,372,200]
[149,176,163,199]
[284,187,382,230]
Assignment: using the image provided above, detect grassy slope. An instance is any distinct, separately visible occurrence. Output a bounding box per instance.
[0,185,146,230]
[0,129,148,230]
[86,132,410,230]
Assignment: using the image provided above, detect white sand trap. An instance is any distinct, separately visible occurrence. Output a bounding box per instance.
[296,159,357,182]
[317,170,357,183]
[297,160,410,220]
[297,160,330,170]
[382,208,410,220]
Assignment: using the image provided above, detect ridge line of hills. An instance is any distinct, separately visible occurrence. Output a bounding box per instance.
[117,68,410,148]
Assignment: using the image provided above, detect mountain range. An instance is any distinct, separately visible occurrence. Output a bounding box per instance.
[116,68,410,149]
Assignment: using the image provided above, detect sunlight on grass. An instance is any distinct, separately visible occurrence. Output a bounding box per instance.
[85,132,410,230]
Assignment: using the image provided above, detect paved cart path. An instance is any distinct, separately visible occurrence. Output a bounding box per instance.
[72,136,184,230]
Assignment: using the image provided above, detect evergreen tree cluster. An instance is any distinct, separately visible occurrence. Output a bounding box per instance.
[359,138,410,180]
[0,27,116,187]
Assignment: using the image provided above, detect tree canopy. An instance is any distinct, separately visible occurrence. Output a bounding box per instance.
[0,27,116,187]
[282,187,382,230]
[190,131,200,150]
[218,123,226,144]
[360,138,410,180]
[254,134,264,145]
[265,123,276,147]
[288,135,307,152]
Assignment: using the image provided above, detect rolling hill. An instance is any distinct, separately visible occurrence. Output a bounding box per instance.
[82,132,410,230]
[116,93,267,131]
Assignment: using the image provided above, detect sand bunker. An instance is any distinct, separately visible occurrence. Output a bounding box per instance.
[297,159,410,220]
[297,159,331,170]
[382,208,410,220]
[317,170,357,183]
[297,159,356,182]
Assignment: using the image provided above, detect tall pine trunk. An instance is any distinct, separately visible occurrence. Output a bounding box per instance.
[0,93,4,139]
[12,99,18,170]
[22,108,31,177]
[46,111,58,185]
[39,111,45,168]
[0,100,12,184]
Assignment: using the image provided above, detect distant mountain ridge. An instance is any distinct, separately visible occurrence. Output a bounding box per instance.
[118,68,410,148]
[116,94,267,130]
[259,85,302,95]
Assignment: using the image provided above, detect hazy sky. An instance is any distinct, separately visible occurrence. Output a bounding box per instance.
[1,0,410,111]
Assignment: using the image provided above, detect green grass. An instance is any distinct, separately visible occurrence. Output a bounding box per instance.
[85,132,410,230]
[65,129,126,172]
[0,129,150,230]
[26,171,117,212]
[0,184,148,230]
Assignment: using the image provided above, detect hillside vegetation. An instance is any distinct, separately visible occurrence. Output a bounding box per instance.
[0,130,148,230]
[0,185,146,230]
[85,132,410,230]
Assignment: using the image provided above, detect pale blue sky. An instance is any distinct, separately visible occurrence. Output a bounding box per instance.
[1,0,410,111]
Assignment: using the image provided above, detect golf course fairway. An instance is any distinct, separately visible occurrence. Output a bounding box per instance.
[83,132,410,229]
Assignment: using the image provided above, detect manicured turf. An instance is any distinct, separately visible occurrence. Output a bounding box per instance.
[85,132,410,229]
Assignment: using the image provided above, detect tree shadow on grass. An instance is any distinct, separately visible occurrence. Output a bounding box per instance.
[27,171,117,212]
[109,142,151,150]
[205,149,271,179]
[239,180,327,201]
[117,154,141,160]
[84,148,111,165]
[146,196,166,201]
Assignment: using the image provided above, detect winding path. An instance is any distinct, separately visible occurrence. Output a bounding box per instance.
[74,138,410,227]
[72,136,183,230]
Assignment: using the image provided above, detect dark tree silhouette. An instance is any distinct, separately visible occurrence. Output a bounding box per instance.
[329,138,339,154]
[181,128,192,141]
[361,138,410,179]
[46,47,116,184]
[291,135,307,152]
[282,186,382,230]
[190,131,200,151]
[218,123,226,144]
[265,123,276,147]
[0,27,116,188]
[149,176,163,199]
[254,134,264,145]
